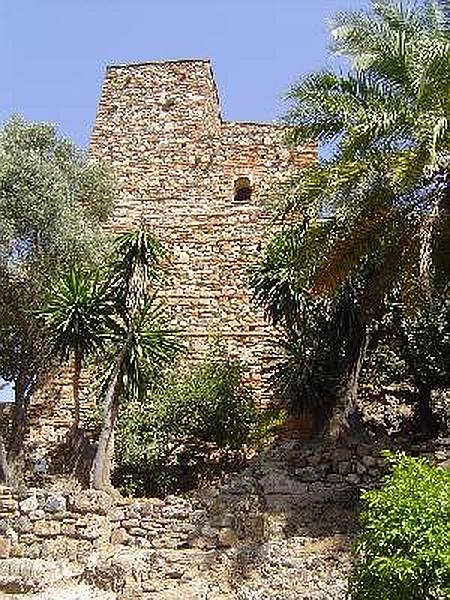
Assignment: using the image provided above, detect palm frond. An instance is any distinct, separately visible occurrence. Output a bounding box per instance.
[311,207,393,295]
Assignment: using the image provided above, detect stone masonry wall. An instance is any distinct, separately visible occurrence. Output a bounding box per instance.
[0,437,448,598]
[90,59,315,398]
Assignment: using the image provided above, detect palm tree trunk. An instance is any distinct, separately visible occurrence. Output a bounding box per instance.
[327,323,369,440]
[414,385,438,436]
[90,332,133,492]
[72,348,81,428]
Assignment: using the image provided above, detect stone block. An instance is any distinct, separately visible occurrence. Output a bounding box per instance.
[260,470,309,495]
[217,527,238,548]
[107,507,125,522]
[61,523,76,537]
[10,543,25,558]
[0,535,11,558]
[110,527,130,545]
[338,461,353,476]
[68,490,114,515]
[362,455,377,469]
[19,495,38,514]
[14,515,33,533]
[23,542,41,559]
[29,509,45,521]
[34,519,61,537]
[76,514,111,541]
[44,494,67,513]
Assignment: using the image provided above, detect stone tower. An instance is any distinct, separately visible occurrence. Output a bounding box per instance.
[19,60,316,457]
[90,59,315,400]
[22,59,316,459]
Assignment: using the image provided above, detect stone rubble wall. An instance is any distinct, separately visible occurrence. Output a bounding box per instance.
[0,437,448,598]
[89,59,315,400]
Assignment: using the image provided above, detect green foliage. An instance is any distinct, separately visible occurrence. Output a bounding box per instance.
[102,295,183,405]
[39,268,115,363]
[390,291,450,391]
[109,228,164,315]
[349,453,450,600]
[0,116,114,424]
[0,116,114,274]
[360,341,406,388]
[114,359,258,497]
[41,229,181,409]
[362,289,450,396]
[279,0,450,313]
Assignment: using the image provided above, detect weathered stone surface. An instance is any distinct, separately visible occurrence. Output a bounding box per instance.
[107,507,125,522]
[85,548,152,597]
[0,558,82,593]
[110,527,129,546]
[0,496,18,513]
[44,494,67,513]
[68,490,114,515]
[0,534,11,558]
[338,461,353,476]
[15,515,33,533]
[217,527,238,548]
[19,495,38,514]
[34,520,61,537]
[76,514,111,541]
[261,470,309,495]
[362,455,377,469]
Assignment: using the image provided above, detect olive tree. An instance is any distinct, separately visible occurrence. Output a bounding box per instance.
[0,116,114,483]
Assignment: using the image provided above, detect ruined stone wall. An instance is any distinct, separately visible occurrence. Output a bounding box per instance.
[1,437,448,598]
[90,59,315,399]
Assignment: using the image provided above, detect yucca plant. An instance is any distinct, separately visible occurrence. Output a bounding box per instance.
[90,228,181,492]
[40,268,115,426]
[41,228,181,492]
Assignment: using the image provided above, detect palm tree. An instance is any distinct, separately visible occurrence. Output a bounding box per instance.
[90,229,181,492]
[40,268,114,427]
[281,0,450,308]
[254,0,450,436]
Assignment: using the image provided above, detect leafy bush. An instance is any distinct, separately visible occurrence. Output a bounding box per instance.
[114,359,258,496]
[349,453,450,600]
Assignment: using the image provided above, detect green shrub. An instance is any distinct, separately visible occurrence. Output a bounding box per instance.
[349,453,450,600]
[114,359,258,496]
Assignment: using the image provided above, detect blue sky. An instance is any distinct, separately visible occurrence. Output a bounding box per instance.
[2,0,368,149]
[0,0,368,402]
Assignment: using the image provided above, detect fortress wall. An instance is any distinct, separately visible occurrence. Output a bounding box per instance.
[90,59,315,400]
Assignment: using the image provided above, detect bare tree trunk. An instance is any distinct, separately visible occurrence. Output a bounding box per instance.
[327,323,369,441]
[90,333,133,493]
[0,433,10,484]
[72,348,81,428]
[414,385,439,437]
[7,379,27,486]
